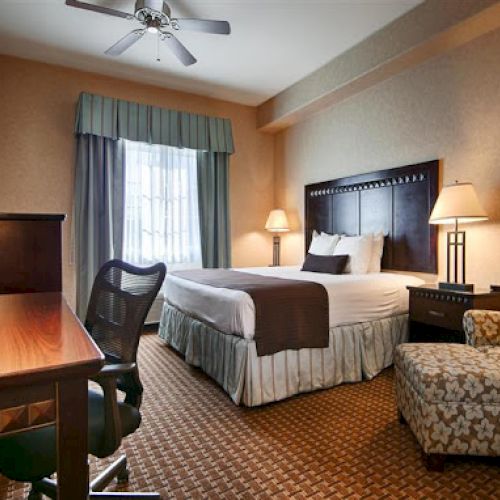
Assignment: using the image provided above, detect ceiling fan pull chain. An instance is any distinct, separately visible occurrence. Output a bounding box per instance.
[156,31,160,62]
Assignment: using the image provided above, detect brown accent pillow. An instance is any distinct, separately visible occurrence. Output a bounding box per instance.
[301,254,349,274]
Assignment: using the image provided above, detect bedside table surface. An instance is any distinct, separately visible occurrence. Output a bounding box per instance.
[407,284,499,297]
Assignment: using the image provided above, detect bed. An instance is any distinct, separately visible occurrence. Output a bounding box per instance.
[158,160,439,406]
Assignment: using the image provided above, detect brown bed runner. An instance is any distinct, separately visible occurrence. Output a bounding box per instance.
[171,269,329,356]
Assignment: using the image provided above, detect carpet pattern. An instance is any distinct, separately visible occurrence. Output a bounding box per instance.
[1,333,500,499]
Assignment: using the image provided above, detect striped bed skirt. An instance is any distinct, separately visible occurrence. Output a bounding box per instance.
[158,303,409,407]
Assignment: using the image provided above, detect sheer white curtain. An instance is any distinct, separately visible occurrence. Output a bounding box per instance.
[123,139,202,271]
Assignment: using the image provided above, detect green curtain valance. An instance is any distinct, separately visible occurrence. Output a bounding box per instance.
[74,92,235,154]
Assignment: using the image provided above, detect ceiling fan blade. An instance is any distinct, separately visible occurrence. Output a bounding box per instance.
[105,29,146,56]
[174,18,231,35]
[65,0,133,20]
[161,33,197,66]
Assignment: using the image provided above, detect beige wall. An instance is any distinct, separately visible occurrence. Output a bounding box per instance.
[0,55,274,306]
[275,29,500,288]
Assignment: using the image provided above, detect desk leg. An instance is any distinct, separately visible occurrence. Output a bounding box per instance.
[57,378,89,500]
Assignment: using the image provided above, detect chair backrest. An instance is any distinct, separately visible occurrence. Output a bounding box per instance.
[85,259,166,405]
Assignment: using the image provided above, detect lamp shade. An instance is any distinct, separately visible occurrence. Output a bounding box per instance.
[265,209,290,232]
[429,182,488,225]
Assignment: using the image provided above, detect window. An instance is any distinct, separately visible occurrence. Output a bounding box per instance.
[123,140,202,270]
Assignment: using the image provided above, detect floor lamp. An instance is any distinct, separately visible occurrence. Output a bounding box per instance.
[429,182,488,292]
[265,209,290,267]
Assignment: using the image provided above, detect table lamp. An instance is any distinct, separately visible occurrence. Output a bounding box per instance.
[429,181,488,292]
[265,209,289,266]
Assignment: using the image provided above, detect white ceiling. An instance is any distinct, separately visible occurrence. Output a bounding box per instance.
[0,0,421,105]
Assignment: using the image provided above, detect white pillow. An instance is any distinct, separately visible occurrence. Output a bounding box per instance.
[368,232,384,273]
[333,234,373,274]
[308,230,340,256]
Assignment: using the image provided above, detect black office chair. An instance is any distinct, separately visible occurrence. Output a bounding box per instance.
[0,259,166,499]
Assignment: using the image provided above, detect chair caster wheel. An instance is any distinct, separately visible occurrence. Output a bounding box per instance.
[117,467,129,484]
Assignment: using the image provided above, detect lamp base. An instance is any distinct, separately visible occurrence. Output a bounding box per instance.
[438,281,474,293]
[272,235,281,267]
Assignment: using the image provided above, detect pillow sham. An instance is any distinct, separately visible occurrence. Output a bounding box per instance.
[301,253,348,274]
[368,232,385,273]
[308,230,340,256]
[333,234,373,274]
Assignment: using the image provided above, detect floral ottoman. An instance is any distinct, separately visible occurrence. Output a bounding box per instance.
[394,341,500,470]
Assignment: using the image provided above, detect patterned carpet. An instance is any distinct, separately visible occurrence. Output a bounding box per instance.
[1,333,500,499]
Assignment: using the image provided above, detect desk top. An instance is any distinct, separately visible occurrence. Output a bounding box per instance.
[0,293,104,388]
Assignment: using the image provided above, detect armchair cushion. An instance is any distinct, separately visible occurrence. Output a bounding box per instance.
[463,310,500,347]
[0,390,140,483]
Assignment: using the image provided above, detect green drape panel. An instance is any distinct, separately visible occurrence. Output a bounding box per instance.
[197,152,231,268]
[74,135,125,318]
[75,92,235,154]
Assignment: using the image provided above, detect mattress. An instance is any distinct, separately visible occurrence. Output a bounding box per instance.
[165,266,425,340]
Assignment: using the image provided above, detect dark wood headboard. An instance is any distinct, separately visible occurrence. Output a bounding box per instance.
[304,160,439,273]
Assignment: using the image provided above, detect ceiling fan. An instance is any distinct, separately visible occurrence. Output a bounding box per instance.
[65,0,231,66]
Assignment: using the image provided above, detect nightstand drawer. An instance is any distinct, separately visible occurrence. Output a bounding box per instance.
[410,296,467,331]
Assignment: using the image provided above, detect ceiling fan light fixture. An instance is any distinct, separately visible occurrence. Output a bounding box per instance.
[147,26,158,34]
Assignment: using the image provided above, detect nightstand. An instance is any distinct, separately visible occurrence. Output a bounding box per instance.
[407,284,500,343]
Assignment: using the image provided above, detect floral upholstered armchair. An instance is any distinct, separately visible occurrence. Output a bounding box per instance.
[463,309,500,348]
[394,308,500,471]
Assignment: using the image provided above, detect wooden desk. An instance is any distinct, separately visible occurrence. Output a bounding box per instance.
[0,293,104,499]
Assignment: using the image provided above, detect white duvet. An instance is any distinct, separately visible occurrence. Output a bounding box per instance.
[165,266,424,340]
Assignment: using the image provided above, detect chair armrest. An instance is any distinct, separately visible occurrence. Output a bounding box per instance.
[92,362,136,380]
[463,310,500,347]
